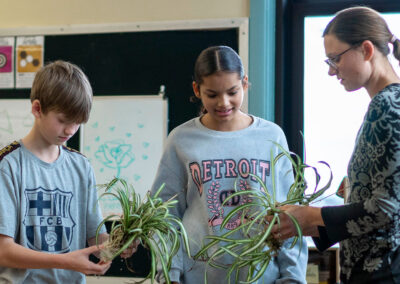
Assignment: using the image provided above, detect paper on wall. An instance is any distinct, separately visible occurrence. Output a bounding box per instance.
[16,36,44,89]
[0,37,15,89]
[0,99,33,148]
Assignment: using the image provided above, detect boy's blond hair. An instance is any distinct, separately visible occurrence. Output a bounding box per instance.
[30,60,93,123]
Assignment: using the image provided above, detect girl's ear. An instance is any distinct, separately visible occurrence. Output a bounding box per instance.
[361,40,375,61]
[242,75,249,91]
[31,100,42,118]
[192,81,201,98]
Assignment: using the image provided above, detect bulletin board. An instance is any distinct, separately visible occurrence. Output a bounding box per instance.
[80,95,168,217]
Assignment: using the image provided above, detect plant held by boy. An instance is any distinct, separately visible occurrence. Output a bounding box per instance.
[194,142,332,283]
[95,177,190,284]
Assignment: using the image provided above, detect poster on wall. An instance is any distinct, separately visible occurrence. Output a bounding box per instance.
[0,37,15,89]
[16,36,44,89]
[0,99,34,149]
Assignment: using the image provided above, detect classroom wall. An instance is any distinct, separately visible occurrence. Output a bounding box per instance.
[0,0,249,28]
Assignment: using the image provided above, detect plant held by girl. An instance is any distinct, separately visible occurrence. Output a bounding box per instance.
[95,177,191,284]
[194,142,332,283]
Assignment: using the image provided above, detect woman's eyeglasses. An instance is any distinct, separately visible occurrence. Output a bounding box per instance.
[325,46,353,70]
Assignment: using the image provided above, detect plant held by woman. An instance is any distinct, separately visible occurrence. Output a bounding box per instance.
[95,177,191,284]
[194,142,332,283]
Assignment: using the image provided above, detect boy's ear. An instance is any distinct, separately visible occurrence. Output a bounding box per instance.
[192,81,200,98]
[31,100,42,118]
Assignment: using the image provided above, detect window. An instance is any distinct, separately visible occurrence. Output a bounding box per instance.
[276,1,400,207]
[303,13,400,206]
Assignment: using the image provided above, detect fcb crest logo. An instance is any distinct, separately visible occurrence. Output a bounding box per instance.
[23,187,76,253]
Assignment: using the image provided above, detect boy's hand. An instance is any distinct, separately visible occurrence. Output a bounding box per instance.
[120,239,140,259]
[0,235,110,273]
[65,245,111,275]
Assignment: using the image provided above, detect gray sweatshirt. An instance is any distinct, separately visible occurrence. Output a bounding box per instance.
[151,116,307,284]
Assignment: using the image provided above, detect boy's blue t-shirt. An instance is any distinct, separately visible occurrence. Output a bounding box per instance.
[0,141,106,283]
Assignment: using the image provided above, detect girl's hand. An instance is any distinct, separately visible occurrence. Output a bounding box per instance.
[267,205,323,240]
[86,233,139,259]
[120,239,140,259]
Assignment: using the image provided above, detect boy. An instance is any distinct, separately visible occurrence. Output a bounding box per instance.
[0,61,110,283]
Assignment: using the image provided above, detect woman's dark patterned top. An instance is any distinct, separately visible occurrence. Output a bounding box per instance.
[316,83,400,283]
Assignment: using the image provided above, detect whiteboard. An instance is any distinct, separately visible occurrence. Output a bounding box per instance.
[80,95,168,217]
[0,99,34,148]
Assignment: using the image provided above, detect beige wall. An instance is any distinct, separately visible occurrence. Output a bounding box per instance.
[0,0,249,29]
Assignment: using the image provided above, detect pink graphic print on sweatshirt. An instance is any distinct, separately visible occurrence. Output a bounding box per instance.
[189,158,270,230]
[207,179,252,230]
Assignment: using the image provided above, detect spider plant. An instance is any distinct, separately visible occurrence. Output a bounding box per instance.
[95,177,190,284]
[194,142,332,283]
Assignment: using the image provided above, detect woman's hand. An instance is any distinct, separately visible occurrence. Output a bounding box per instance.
[266,205,323,241]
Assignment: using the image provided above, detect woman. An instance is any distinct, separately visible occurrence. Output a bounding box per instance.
[272,6,400,283]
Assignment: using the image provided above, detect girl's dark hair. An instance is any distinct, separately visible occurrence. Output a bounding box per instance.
[193,46,245,85]
[323,6,400,63]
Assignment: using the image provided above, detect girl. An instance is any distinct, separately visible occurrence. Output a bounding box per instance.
[271,6,400,283]
[150,46,307,284]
